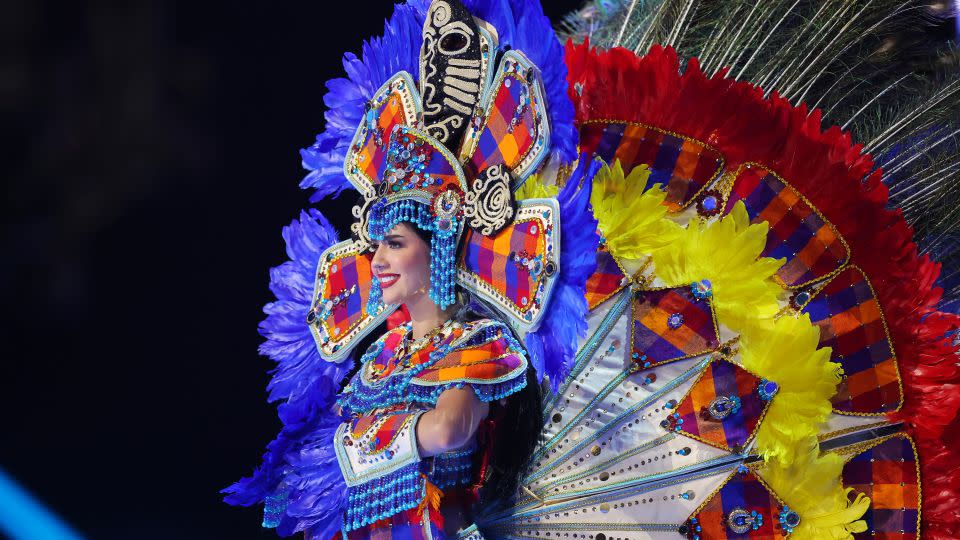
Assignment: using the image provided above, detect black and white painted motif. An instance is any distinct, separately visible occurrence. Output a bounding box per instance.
[419,0,486,149]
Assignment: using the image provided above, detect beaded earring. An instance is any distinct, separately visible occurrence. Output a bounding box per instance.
[366,276,383,314]
[367,199,459,310]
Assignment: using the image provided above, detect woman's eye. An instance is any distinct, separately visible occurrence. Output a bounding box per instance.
[387,241,402,249]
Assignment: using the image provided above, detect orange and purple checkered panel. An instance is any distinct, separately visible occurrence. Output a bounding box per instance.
[468,73,536,176]
[802,266,902,414]
[725,165,849,289]
[842,435,919,539]
[460,219,547,313]
[585,243,627,310]
[322,252,375,344]
[368,326,466,379]
[413,335,525,385]
[578,122,724,211]
[632,287,719,367]
[690,470,789,539]
[673,359,769,451]
[355,90,411,186]
[350,412,415,453]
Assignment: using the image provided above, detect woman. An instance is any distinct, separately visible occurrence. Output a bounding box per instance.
[224,3,582,536]
[332,220,542,538]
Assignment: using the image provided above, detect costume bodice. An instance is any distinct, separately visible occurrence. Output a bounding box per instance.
[331,318,528,538]
[337,318,528,416]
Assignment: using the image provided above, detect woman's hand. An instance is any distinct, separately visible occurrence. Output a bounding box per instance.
[415,386,489,457]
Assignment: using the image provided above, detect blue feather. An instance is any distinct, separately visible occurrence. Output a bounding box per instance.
[224,209,349,537]
[525,157,602,391]
[300,0,429,201]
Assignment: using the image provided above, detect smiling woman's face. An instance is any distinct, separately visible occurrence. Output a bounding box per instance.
[370,222,432,307]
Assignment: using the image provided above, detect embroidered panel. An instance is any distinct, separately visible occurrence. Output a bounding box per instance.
[308,239,398,362]
[344,72,421,193]
[723,163,849,289]
[458,200,560,331]
[630,286,720,369]
[665,358,777,452]
[411,334,525,386]
[840,434,920,539]
[381,126,468,206]
[684,468,792,539]
[578,120,724,211]
[460,50,551,182]
[802,266,903,414]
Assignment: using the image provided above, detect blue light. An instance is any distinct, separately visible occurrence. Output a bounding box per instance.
[0,467,85,540]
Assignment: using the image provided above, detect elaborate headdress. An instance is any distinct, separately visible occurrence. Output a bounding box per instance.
[307,0,578,362]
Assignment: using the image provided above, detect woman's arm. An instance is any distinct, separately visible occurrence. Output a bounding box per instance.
[415,386,490,457]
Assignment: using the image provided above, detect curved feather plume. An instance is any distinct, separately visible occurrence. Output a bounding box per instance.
[524,158,600,390]
[224,209,349,536]
[300,0,429,201]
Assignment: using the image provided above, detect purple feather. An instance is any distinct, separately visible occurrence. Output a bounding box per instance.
[224,208,349,536]
[299,1,429,201]
[525,158,601,391]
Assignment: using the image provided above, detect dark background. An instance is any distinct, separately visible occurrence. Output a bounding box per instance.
[1,1,580,538]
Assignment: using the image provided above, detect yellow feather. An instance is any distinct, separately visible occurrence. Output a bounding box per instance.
[590,161,683,259]
[514,174,559,201]
[740,313,841,463]
[760,450,869,539]
[650,201,783,333]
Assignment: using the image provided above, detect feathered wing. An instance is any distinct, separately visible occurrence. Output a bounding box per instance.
[223,209,349,537]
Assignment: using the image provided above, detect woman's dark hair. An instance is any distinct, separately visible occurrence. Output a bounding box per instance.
[453,290,544,511]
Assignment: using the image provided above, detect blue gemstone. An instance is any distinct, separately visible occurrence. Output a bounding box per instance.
[667,312,685,329]
[702,195,718,211]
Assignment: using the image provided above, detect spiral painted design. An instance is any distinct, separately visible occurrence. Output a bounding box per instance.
[464,164,514,236]
[427,1,452,27]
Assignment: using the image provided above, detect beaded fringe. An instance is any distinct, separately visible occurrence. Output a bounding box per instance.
[343,462,425,531]
[261,488,289,529]
[430,448,475,490]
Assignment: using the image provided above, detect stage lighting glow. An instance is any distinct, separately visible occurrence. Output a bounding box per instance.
[0,468,85,540]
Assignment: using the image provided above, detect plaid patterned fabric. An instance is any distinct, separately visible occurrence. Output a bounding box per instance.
[725,164,849,289]
[323,251,375,344]
[382,128,464,199]
[802,266,902,414]
[356,89,412,187]
[842,435,920,539]
[413,333,525,385]
[350,412,417,454]
[585,243,627,310]
[368,326,466,380]
[579,121,724,211]
[469,73,535,176]
[632,287,719,367]
[689,469,789,539]
[673,358,770,451]
[460,219,547,314]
